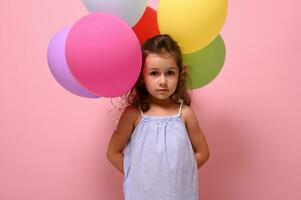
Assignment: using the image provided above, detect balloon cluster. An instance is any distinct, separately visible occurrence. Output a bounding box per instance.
[47,0,227,98]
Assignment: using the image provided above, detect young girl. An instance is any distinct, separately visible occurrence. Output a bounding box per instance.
[106,34,210,200]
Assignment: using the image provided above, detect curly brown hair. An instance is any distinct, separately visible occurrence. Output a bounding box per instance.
[123,34,192,112]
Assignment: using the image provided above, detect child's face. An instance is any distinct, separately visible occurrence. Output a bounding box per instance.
[142,53,179,101]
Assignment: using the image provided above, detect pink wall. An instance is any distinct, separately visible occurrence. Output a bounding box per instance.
[0,0,300,200]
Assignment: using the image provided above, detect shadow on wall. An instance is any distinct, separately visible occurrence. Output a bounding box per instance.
[199,109,252,199]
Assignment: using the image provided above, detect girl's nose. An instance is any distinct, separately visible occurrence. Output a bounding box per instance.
[159,75,167,85]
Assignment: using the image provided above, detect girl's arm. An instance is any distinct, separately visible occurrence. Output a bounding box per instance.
[182,105,210,169]
[106,106,139,174]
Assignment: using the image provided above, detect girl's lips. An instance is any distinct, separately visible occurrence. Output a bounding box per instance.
[157,90,169,94]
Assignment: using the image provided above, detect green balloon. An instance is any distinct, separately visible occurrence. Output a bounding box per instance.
[183,35,226,89]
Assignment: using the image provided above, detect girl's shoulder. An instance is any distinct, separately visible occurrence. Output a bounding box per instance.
[121,105,141,127]
[122,105,140,119]
[181,104,196,126]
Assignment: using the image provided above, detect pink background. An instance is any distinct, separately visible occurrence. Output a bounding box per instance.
[1,0,300,199]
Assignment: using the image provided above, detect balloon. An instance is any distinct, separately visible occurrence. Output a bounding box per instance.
[65,13,142,97]
[183,35,226,89]
[47,27,98,98]
[132,7,159,44]
[82,0,147,27]
[158,0,228,53]
[148,0,158,10]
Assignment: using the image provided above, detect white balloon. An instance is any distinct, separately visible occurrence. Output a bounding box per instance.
[148,0,158,10]
[82,0,147,27]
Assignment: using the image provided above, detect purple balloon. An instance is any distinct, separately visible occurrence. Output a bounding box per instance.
[47,27,98,98]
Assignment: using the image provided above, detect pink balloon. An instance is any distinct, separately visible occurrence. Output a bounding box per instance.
[66,13,142,97]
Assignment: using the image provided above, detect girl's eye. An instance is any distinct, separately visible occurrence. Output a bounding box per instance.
[150,71,158,76]
[167,71,175,75]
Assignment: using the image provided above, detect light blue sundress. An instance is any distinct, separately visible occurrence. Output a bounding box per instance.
[123,100,199,200]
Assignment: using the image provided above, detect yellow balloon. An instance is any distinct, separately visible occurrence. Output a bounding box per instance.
[158,0,228,53]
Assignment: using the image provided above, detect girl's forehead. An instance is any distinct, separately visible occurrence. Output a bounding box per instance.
[146,52,174,60]
[144,53,178,70]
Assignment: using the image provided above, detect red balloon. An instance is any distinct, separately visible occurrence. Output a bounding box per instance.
[133,7,160,44]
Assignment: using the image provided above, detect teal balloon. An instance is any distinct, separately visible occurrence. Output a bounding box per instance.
[82,0,147,27]
[183,35,226,89]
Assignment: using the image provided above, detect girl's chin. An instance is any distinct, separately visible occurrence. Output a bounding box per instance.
[148,95,173,102]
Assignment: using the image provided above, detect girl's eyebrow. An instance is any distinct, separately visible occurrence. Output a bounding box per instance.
[147,67,178,71]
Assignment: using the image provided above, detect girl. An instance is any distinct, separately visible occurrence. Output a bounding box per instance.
[106,34,210,200]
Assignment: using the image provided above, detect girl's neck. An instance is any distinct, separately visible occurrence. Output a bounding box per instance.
[148,96,174,107]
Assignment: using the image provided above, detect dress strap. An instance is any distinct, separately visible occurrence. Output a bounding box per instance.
[138,105,144,116]
[177,99,184,117]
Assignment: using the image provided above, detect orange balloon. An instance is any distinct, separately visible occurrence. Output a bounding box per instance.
[133,7,159,44]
